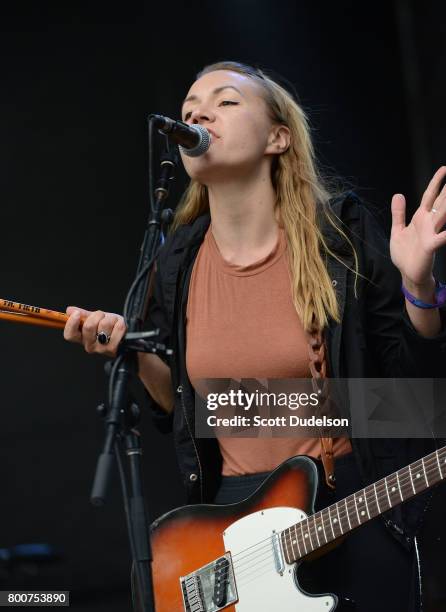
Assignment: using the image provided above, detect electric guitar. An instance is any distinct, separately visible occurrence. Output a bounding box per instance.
[143,445,445,611]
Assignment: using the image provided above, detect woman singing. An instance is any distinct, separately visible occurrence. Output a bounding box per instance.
[64,61,446,611]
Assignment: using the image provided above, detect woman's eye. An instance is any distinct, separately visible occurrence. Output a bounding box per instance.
[183,100,238,120]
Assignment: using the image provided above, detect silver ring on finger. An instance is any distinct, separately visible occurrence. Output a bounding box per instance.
[431,207,438,214]
[96,331,111,345]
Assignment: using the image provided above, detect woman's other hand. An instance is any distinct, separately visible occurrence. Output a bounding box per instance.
[390,166,446,290]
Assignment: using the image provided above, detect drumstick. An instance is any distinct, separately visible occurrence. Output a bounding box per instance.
[0,298,69,324]
[0,310,66,329]
[0,298,88,331]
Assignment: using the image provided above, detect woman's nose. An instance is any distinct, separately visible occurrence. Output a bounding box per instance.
[190,106,215,124]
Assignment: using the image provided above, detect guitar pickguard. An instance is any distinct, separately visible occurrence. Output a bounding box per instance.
[223,507,337,612]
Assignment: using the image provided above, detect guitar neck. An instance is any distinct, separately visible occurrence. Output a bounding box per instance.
[280,445,446,564]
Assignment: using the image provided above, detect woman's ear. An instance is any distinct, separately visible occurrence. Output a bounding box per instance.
[265,124,290,154]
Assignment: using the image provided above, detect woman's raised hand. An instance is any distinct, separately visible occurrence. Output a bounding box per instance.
[390,166,446,290]
[64,306,127,358]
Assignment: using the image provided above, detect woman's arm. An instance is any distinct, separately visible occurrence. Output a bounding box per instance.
[138,352,174,414]
[390,166,446,338]
[401,276,441,338]
[358,193,446,379]
[138,253,176,431]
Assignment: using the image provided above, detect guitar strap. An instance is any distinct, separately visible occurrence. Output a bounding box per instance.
[308,329,336,490]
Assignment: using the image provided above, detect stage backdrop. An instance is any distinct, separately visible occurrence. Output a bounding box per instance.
[0,2,444,610]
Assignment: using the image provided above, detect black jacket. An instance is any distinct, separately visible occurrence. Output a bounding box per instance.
[145,192,446,549]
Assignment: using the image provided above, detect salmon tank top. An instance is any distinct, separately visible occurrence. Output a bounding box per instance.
[186,225,351,476]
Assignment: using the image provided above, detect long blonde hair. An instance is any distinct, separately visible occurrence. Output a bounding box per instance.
[172,61,357,332]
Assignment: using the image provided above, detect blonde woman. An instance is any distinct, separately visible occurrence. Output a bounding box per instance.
[64,62,446,610]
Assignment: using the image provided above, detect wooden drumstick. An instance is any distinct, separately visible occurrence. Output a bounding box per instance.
[0,310,66,329]
[0,298,69,324]
[0,298,88,330]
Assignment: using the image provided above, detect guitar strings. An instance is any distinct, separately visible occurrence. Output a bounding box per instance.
[231,456,444,588]
[233,452,441,566]
[232,454,443,575]
[233,452,443,569]
[234,554,277,584]
[234,452,438,566]
[228,452,444,576]
[239,449,445,564]
[280,452,446,557]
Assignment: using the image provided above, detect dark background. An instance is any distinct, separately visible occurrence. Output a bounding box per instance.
[0,1,445,610]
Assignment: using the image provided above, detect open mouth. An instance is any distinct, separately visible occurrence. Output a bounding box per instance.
[207,129,219,140]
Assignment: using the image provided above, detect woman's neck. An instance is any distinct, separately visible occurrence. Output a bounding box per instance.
[206,167,279,266]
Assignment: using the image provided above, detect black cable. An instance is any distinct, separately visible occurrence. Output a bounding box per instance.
[114,440,137,562]
[124,119,174,323]
[148,117,156,213]
[114,438,149,611]
[122,252,159,322]
[108,353,125,409]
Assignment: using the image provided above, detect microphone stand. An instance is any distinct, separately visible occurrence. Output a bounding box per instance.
[90,121,176,612]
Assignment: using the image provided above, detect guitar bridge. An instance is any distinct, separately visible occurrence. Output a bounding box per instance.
[181,574,205,612]
[180,553,237,612]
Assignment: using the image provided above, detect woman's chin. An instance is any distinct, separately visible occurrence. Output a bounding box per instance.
[185,156,260,184]
[184,159,233,184]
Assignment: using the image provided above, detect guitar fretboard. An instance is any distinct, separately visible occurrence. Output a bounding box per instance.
[280,446,446,564]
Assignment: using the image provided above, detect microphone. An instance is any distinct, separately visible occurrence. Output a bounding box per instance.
[149,114,211,157]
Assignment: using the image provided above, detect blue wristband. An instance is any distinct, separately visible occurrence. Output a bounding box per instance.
[402,280,446,309]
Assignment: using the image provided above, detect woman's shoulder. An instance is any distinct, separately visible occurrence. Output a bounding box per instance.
[329,189,360,213]
[329,190,368,223]
[327,190,389,247]
[323,190,393,281]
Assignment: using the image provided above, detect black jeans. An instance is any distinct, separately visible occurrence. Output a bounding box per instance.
[214,453,420,612]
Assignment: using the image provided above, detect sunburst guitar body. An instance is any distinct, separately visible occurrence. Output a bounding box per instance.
[135,447,446,611]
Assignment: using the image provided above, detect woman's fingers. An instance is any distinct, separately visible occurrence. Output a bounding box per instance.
[66,305,92,318]
[420,166,446,211]
[82,310,107,352]
[64,306,127,358]
[86,312,127,356]
[64,306,90,343]
[106,317,128,356]
[390,193,406,234]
